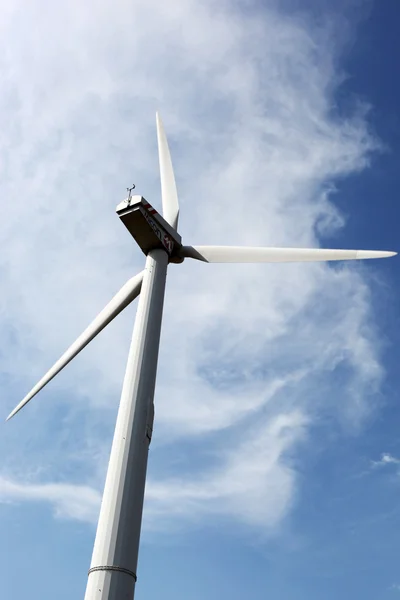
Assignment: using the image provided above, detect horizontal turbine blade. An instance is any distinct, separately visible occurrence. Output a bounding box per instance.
[6,272,144,421]
[181,246,397,263]
[156,112,179,230]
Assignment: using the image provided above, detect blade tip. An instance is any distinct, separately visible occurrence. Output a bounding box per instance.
[356,250,397,260]
[6,399,27,421]
[376,251,397,259]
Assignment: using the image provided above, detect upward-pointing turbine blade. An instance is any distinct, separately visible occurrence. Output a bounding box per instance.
[181,246,397,263]
[6,272,144,421]
[156,112,179,230]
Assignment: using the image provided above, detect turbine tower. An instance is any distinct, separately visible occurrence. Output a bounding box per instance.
[6,113,396,600]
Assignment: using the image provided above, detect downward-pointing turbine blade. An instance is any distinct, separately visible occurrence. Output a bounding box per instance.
[156,112,179,230]
[6,272,144,421]
[181,246,397,263]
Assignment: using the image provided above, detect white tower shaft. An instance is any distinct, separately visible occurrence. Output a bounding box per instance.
[84,248,168,600]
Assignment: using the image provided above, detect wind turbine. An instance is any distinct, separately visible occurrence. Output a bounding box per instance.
[6,113,396,600]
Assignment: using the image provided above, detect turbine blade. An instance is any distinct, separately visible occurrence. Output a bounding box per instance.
[156,112,179,230]
[181,246,397,263]
[6,272,144,421]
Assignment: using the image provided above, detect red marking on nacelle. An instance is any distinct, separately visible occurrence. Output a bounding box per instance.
[142,200,157,215]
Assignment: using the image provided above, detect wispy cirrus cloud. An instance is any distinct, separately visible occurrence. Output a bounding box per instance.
[0,476,101,523]
[0,0,389,536]
[146,410,309,530]
[0,411,307,530]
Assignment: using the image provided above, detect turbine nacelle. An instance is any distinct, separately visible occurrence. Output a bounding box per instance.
[116,195,184,263]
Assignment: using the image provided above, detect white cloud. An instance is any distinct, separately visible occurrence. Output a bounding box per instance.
[0,476,101,523]
[371,454,400,469]
[0,0,390,534]
[145,410,308,532]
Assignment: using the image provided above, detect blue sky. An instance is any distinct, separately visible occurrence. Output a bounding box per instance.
[1,1,399,599]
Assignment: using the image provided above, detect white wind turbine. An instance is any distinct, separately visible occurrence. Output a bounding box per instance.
[6,113,396,600]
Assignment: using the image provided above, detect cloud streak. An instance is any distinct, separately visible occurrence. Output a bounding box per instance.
[371,454,400,469]
[0,410,307,530]
[145,411,309,531]
[0,476,101,523]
